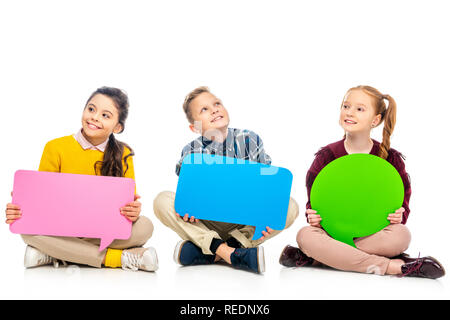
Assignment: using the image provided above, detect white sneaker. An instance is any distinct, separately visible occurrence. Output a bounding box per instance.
[121,247,158,272]
[24,245,65,268]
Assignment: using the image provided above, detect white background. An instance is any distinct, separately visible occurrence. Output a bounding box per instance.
[1,0,449,300]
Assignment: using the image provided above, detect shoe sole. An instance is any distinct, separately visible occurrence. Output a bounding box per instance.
[173,240,187,265]
[258,246,265,274]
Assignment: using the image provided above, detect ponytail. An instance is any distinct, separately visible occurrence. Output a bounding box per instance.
[95,134,134,177]
[379,94,397,160]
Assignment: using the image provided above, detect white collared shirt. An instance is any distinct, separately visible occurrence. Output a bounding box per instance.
[73,129,109,152]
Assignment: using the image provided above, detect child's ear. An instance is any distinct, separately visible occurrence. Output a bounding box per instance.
[189,123,201,134]
[372,114,382,127]
[113,123,123,134]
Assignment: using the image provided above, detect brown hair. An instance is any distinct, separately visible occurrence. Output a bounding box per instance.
[182,86,211,123]
[85,86,135,177]
[343,85,397,159]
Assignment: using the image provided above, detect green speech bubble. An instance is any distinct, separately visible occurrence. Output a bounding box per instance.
[310,154,404,247]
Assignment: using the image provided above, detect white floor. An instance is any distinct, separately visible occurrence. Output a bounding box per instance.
[2,228,448,300]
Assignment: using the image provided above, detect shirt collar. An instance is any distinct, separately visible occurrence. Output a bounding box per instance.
[200,128,231,149]
[74,129,108,152]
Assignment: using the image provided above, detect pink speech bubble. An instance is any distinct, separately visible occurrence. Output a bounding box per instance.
[10,170,135,251]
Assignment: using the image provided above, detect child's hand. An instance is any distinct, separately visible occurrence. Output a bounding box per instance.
[306,209,322,227]
[175,212,199,224]
[5,203,21,224]
[387,207,404,224]
[5,191,21,225]
[120,194,142,222]
[258,226,274,241]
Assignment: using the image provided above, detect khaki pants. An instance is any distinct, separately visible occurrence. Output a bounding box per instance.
[153,191,299,255]
[297,224,411,275]
[21,216,154,268]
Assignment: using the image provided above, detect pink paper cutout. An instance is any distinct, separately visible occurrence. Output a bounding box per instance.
[10,170,135,251]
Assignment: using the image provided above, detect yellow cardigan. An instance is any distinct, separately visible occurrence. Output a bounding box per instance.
[38,135,135,180]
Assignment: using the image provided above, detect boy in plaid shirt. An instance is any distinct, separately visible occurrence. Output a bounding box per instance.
[153,86,298,273]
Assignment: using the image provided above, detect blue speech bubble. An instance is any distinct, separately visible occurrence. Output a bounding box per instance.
[174,153,293,240]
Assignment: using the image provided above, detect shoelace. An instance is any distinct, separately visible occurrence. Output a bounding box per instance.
[38,254,53,266]
[121,251,143,271]
[295,259,310,267]
[399,252,422,277]
[293,251,312,267]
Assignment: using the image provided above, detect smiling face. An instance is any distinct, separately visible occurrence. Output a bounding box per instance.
[339,89,382,134]
[81,93,122,145]
[188,91,230,139]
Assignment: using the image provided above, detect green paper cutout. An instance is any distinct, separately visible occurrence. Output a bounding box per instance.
[310,154,404,247]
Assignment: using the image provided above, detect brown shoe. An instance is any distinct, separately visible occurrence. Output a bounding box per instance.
[279,245,314,268]
[399,254,445,279]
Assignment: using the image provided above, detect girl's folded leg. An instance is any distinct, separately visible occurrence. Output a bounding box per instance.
[21,216,156,269]
[21,234,105,268]
[296,226,391,275]
[354,223,411,257]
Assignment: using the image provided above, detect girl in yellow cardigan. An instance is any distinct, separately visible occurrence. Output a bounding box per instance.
[5,87,157,272]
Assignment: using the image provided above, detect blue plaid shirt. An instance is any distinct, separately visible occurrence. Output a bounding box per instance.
[176,128,272,176]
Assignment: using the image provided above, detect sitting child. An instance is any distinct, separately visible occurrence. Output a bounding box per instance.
[153,86,299,273]
[279,85,444,279]
[5,87,157,272]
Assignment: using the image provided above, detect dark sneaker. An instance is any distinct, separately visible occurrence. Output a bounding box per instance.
[279,245,314,268]
[230,247,265,274]
[173,240,215,266]
[400,254,445,279]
